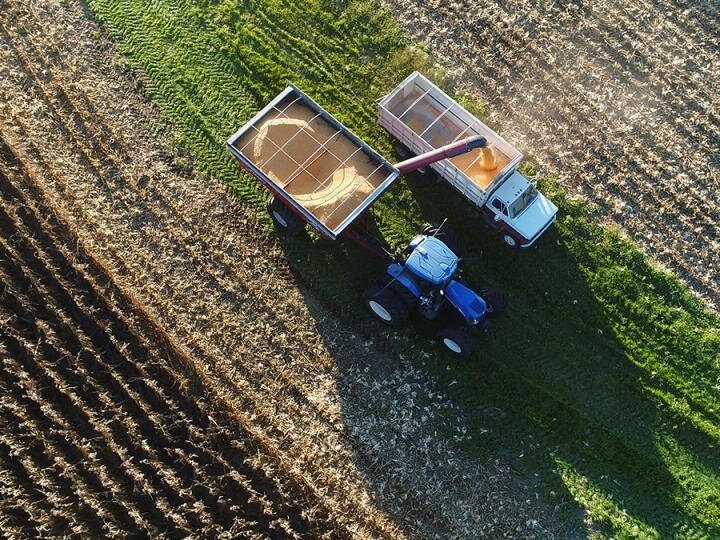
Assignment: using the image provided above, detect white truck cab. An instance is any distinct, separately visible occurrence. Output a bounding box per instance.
[487,171,558,247]
[379,72,558,248]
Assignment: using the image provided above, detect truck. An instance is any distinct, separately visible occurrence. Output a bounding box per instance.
[226,81,533,355]
[378,71,558,248]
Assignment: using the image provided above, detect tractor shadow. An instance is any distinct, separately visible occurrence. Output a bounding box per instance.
[278,168,719,537]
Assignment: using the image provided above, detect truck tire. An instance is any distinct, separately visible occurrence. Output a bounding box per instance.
[393,140,413,160]
[480,288,507,317]
[421,223,464,257]
[267,195,305,235]
[437,327,477,357]
[364,283,409,327]
[502,233,519,248]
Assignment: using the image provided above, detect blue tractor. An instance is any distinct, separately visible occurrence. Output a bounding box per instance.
[364,225,506,356]
[226,84,507,355]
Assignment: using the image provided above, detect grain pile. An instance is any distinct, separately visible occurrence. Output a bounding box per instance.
[389,82,511,189]
[0,0,566,536]
[383,0,720,307]
[234,100,387,230]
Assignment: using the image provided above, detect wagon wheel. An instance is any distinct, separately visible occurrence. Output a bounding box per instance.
[267,195,305,235]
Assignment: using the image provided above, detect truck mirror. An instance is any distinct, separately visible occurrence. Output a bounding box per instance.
[494,213,502,222]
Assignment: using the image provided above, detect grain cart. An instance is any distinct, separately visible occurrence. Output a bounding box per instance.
[379,71,558,248]
[226,84,505,355]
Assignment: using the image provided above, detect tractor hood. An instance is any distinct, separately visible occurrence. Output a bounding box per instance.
[445,280,487,324]
[405,236,458,285]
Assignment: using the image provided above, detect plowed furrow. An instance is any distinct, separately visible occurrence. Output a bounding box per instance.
[0,440,47,538]
[0,132,338,538]
[0,282,193,532]
[0,189,307,536]
[0,369,129,537]
[0,139,344,538]
[0,331,158,536]
[0,244,313,538]
[0,435,69,537]
[0,203,230,527]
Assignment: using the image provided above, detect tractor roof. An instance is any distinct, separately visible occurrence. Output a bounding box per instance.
[405,236,458,285]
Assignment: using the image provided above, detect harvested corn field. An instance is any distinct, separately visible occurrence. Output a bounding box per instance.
[0,1,563,537]
[2,0,720,537]
[383,0,720,308]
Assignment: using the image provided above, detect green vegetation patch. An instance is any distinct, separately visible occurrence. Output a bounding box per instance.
[86,0,720,535]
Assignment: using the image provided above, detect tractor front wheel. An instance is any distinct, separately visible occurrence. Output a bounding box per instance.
[437,327,477,357]
[267,195,305,235]
[364,283,409,327]
[480,288,507,317]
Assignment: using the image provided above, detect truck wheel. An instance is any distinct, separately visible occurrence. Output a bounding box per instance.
[364,283,409,327]
[267,195,305,235]
[437,327,476,357]
[480,288,507,317]
[421,223,464,257]
[393,140,413,160]
[502,233,519,248]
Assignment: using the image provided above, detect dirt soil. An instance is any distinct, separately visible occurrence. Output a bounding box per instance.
[383,0,720,308]
[0,1,567,537]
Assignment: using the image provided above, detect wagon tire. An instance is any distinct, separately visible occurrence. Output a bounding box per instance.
[364,283,409,327]
[422,223,464,257]
[437,326,476,357]
[267,195,305,235]
[480,288,507,317]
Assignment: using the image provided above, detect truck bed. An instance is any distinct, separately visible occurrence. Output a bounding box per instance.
[228,86,398,238]
[379,72,522,207]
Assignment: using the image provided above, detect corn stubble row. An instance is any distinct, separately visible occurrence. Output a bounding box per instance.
[0,0,561,537]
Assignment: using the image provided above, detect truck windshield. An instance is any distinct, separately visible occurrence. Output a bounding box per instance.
[509,185,538,218]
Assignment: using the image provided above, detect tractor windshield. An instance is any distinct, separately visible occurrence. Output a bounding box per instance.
[509,184,538,218]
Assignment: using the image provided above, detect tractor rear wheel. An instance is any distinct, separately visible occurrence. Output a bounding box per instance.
[421,223,464,257]
[364,283,409,327]
[267,195,305,235]
[437,327,477,357]
[373,275,417,308]
[480,288,507,317]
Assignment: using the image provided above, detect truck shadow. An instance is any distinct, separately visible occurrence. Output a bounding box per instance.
[278,170,719,537]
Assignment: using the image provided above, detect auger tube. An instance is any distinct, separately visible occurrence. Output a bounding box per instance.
[394,135,487,175]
